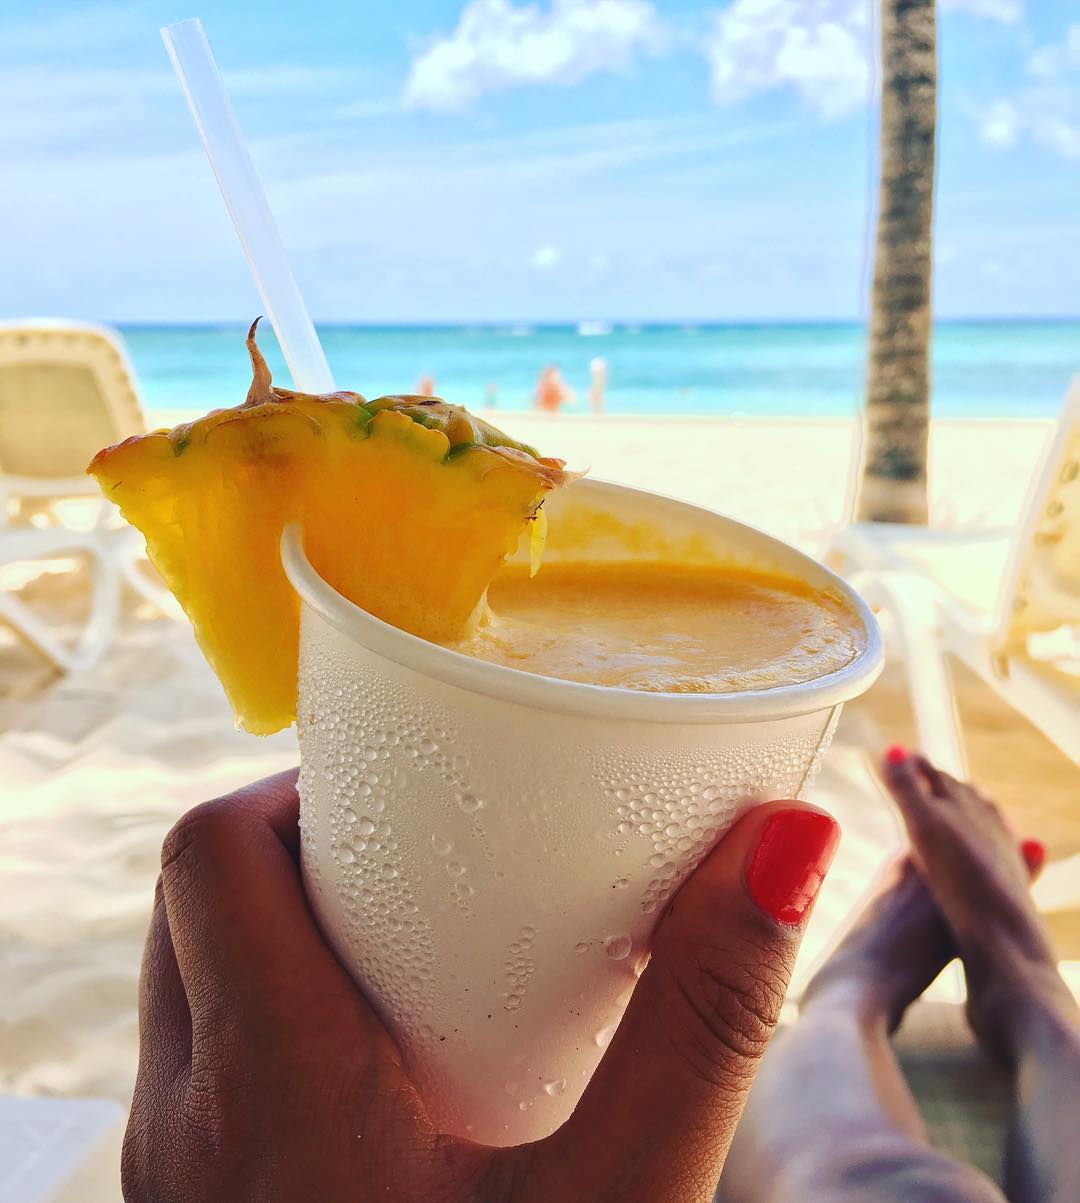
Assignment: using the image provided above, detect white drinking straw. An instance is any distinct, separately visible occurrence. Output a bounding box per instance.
[161,18,336,393]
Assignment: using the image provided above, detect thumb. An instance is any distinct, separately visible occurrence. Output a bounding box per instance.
[552,800,839,1203]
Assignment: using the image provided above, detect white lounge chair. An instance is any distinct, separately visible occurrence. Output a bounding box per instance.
[0,527,120,674]
[829,377,1079,775]
[0,320,177,671]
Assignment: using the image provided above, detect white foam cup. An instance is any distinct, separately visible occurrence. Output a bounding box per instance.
[282,479,883,1146]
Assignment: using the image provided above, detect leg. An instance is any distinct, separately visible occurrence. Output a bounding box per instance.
[719,858,1006,1202]
[883,750,1080,1203]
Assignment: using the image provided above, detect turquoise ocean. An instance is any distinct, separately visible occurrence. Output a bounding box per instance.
[118,320,1078,419]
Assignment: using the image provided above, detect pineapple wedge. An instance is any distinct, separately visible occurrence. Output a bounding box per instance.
[89,321,571,734]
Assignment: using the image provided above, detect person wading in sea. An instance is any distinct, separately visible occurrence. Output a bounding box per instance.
[534,364,574,413]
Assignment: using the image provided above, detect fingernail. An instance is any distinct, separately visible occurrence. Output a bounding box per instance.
[746,810,841,927]
[1021,839,1045,873]
[884,744,908,766]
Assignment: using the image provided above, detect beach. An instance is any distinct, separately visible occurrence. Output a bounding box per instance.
[9,0,1080,1187]
[2,414,1077,1190]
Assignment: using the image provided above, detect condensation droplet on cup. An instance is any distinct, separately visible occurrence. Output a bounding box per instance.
[543,1078,567,1097]
[574,940,589,954]
[593,1023,616,1049]
[605,934,633,961]
[458,791,482,814]
[431,833,453,857]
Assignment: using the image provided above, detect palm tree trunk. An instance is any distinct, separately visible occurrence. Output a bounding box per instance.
[857,0,937,524]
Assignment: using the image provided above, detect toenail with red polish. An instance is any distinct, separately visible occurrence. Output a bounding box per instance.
[746,810,841,927]
[884,744,909,765]
[1021,839,1046,872]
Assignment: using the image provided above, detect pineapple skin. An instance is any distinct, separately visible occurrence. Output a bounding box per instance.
[90,390,567,735]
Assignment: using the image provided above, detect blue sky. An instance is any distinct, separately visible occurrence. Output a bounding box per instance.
[2,0,1077,322]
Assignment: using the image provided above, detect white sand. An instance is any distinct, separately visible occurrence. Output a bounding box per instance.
[2,415,1076,1189]
[152,409,1055,553]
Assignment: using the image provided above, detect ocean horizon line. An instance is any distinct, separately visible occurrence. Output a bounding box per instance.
[107,315,1080,332]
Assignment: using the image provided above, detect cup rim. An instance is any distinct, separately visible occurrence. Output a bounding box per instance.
[281,479,883,725]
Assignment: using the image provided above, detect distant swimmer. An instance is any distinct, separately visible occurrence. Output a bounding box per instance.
[588,357,607,414]
[534,365,574,414]
[416,374,435,396]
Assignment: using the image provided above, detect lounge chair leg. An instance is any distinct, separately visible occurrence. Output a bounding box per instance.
[0,547,119,673]
[852,571,968,778]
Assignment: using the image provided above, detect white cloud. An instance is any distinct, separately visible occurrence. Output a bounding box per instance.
[404,0,658,111]
[979,98,1080,160]
[977,24,1080,160]
[1026,25,1080,80]
[941,0,1022,21]
[703,0,870,120]
[1031,113,1080,160]
[979,99,1020,147]
[530,243,562,268]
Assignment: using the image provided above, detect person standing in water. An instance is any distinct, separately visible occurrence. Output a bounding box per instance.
[588,356,607,414]
[534,365,574,413]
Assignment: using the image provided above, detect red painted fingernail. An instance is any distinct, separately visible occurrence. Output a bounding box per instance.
[1021,839,1045,873]
[885,744,908,765]
[746,810,841,927]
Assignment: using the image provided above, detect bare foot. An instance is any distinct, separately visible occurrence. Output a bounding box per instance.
[801,856,956,1034]
[881,747,1076,1062]
[724,848,1015,1201]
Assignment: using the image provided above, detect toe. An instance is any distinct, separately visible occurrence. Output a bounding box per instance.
[881,750,936,823]
[912,755,951,798]
[913,756,988,810]
[1020,839,1046,878]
